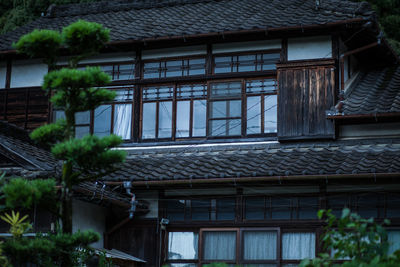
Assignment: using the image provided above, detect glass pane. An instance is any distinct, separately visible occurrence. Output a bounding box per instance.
[214,56,232,73]
[261,53,280,70]
[328,195,350,218]
[94,105,111,137]
[210,101,227,118]
[166,199,185,221]
[142,102,156,139]
[210,82,242,98]
[388,230,400,254]
[118,63,135,80]
[177,84,207,98]
[166,60,183,77]
[247,96,261,134]
[75,111,90,124]
[113,104,132,140]
[244,265,277,267]
[229,100,241,117]
[193,100,206,137]
[159,101,173,138]
[143,62,160,79]
[54,110,65,121]
[357,194,379,218]
[114,87,134,101]
[264,95,277,133]
[216,198,235,220]
[238,55,256,72]
[191,199,210,221]
[176,101,190,138]
[209,120,226,136]
[168,232,198,259]
[170,264,197,267]
[298,197,319,219]
[101,65,114,78]
[271,197,292,220]
[75,126,90,139]
[387,193,400,218]
[203,231,236,260]
[282,232,315,260]
[246,79,276,94]
[245,198,265,220]
[227,119,241,136]
[243,231,277,260]
[188,58,206,75]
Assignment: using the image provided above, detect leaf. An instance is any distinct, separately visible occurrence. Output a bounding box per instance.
[341,208,350,219]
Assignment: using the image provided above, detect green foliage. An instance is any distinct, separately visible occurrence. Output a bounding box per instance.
[0,211,31,238]
[98,251,113,267]
[62,20,110,62]
[13,29,62,66]
[2,178,57,209]
[30,119,67,148]
[300,209,400,267]
[2,230,99,266]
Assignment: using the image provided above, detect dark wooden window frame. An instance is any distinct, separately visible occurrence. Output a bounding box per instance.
[75,61,136,81]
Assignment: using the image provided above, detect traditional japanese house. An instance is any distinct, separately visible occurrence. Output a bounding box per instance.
[0,0,399,266]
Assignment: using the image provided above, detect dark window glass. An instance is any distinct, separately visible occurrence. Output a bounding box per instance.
[298,197,319,219]
[245,198,265,220]
[143,58,206,79]
[166,199,186,221]
[357,194,380,218]
[271,197,292,220]
[94,105,112,137]
[191,199,210,221]
[328,195,350,218]
[203,231,236,260]
[214,53,280,74]
[99,63,135,80]
[387,193,400,218]
[216,198,235,220]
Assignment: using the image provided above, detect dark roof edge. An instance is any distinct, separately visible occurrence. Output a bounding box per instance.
[0,17,368,56]
[104,172,400,186]
[327,112,400,119]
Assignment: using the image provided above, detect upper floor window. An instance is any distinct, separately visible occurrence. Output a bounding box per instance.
[143,57,206,79]
[140,78,277,140]
[213,51,280,74]
[78,62,135,81]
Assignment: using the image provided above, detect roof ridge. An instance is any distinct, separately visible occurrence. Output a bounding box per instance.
[46,0,219,18]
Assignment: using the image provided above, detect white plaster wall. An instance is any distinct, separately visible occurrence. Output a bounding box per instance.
[0,62,6,89]
[57,52,136,65]
[213,39,281,54]
[72,200,106,249]
[10,59,47,88]
[142,45,207,60]
[288,36,332,61]
[339,123,400,139]
[136,191,159,219]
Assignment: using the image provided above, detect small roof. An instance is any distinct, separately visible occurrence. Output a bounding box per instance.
[106,138,400,182]
[343,65,400,115]
[0,0,374,51]
[96,248,146,263]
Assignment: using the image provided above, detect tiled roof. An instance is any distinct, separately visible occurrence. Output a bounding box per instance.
[0,121,58,172]
[0,0,374,51]
[106,139,400,182]
[343,65,400,115]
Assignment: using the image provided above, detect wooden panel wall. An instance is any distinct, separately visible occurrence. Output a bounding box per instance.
[277,60,336,140]
[0,87,49,130]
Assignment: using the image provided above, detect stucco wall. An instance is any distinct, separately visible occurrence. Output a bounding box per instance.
[288,36,332,61]
[212,39,281,54]
[142,45,207,60]
[72,200,107,249]
[10,59,47,88]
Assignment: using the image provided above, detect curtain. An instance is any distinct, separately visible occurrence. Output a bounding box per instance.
[282,232,315,260]
[388,230,400,254]
[203,231,236,260]
[243,231,277,260]
[113,104,132,139]
[168,232,198,260]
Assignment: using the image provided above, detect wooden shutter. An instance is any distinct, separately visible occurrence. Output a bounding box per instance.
[277,60,336,140]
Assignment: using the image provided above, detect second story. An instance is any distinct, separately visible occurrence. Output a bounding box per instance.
[0,0,398,146]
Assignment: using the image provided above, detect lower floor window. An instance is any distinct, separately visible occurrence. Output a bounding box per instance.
[166,228,316,266]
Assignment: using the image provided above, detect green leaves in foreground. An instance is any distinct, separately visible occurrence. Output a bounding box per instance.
[51,134,126,173]
[30,119,67,148]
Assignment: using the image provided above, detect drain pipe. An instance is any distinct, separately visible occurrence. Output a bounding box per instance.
[123,181,137,219]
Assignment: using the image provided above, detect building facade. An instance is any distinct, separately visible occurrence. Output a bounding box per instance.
[0,0,400,266]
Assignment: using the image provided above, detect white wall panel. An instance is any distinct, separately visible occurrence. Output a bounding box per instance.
[72,200,106,249]
[10,60,47,88]
[288,36,332,61]
[57,52,136,65]
[142,45,207,60]
[213,39,281,54]
[0,62,6,89]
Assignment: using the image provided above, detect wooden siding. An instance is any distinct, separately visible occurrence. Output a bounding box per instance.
[277,60,336,140]
[0,87,49,130]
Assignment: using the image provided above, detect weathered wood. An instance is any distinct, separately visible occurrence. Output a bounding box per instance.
[277,60,335,140]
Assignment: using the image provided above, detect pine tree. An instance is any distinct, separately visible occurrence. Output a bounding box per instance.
[12,19,126,266]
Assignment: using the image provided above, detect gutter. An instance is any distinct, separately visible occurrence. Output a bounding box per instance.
[327,112,400,120]
[103,172,400,187]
